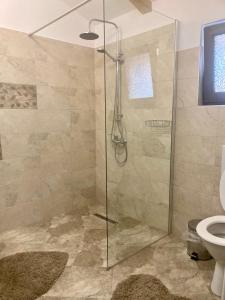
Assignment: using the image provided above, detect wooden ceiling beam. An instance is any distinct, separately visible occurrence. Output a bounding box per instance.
[129,0,152,14]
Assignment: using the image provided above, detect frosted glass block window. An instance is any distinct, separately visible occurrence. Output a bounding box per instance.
[214,34,225,93]
[200,20,225,105]
[126,53,154,99]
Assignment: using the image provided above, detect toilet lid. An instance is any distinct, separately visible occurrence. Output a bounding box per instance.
[220,171,225,210]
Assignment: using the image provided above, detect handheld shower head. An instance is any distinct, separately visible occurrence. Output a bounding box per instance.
[79,31,99,40]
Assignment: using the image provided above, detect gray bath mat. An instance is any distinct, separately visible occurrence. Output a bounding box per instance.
[112,274,191,300]
[0,251,68,300]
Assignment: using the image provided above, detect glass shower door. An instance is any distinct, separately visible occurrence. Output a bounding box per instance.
[103,5,177,268]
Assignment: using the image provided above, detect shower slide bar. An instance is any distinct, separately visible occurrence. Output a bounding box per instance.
[29,0,92,37]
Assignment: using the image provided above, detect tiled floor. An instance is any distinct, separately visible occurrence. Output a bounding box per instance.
[0,210,218,300]
[107,216,167,266]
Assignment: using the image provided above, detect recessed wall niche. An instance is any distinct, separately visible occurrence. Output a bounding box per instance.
[0,83,37,109]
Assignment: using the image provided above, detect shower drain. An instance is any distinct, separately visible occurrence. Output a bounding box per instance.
[94,214,118,224]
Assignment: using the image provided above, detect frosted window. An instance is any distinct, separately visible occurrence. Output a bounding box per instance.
[214,34,225,92]
[126,53,154,99]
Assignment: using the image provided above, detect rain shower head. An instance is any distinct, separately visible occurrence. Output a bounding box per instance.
[79,31,99,40]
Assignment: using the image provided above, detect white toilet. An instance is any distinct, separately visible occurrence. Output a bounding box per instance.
[197,147,225,299]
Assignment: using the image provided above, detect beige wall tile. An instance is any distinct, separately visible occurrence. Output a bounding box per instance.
[37,84,77,111]
[0,55,36,84]
[177,48,200,79]
[174,160,219,196]
[0,27,37,59]
[177,78,199,108]
[175,135,216,166]
[176,106,219,137]
[71,110,95,131]
[173,46,225,236]
[0,28,96,231]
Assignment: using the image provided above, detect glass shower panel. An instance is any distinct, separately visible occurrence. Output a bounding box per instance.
[103,6,176,267]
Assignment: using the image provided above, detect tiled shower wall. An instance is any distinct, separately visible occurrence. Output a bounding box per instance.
[1,27,223,238]
[0,28,96,231]
[173,47,224,236]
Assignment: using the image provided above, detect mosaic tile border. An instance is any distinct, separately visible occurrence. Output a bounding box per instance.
[0,82,37,109]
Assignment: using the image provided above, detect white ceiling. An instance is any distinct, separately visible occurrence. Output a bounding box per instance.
[0,0,225,50]
[61,0,135,20]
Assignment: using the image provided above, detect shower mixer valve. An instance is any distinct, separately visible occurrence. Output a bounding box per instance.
[115,114,123,121]
[112,135,127,145]
[118,53,124,63]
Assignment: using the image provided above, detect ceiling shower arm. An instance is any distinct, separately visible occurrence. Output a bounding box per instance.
[89,18,121,56]
[28,0,92,37]
[88,18,119,31]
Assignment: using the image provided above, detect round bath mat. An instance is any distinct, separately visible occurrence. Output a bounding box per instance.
[0,251,68,300]
[112,274,191,300]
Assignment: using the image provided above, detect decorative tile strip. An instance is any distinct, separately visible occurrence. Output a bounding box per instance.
[0,82,37,109]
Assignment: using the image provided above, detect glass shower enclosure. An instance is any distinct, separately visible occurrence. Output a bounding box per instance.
[99,2,177,268]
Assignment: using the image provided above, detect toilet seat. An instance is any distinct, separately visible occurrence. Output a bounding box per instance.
[197,216,225,247]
